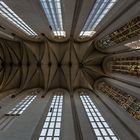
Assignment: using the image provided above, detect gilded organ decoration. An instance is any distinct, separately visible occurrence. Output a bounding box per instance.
[97,16,140,49]
[109,56,140,76]
[98,81,140,120]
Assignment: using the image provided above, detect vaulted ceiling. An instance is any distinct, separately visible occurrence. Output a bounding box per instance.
[0,0,139,95]
[0,38,105,93]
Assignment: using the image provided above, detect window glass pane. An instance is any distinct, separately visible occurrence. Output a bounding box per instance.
[46,137,52,140]
[53,137,59,140]
[94,129,101,136]
[92,122,97,128]
[47,129,53,136]
[50,122,55,128]
[43,122,49,128]
[105,137,111,140]
[97,137,104,140]
[39,137,45,140]
[54,129,60,136]
[97,122,103,128]
[41,129,47,136]
[100,129,107,136]
[56,123,61,128]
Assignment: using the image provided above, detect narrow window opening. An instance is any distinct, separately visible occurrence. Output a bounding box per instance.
[0,95,36,130]
[80,93,119,140]
[39,93,63,140]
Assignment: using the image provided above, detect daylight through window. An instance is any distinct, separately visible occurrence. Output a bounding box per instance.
[80,94,118,140]
[39,94,63,140]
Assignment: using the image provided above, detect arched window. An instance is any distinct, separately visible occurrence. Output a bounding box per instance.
[39,93,63,140]
[80,92,118,140]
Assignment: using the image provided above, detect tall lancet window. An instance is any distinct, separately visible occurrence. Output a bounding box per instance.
[0,1,37,36]
[39,93,63,140]
[79,0,118,38]
[0,95,37,130]
[40,0,66,37]
[80,93,118,140]
[6,95,37,116]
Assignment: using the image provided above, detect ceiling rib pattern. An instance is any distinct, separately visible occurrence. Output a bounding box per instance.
[0,38,105,95]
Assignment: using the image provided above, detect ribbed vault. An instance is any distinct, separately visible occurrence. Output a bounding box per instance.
[0,38,106,94]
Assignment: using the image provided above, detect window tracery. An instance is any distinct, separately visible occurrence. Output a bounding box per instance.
[97,16,140,49]
[108,56,140,76]
[80,92,118,140]
[97,81,140,120]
